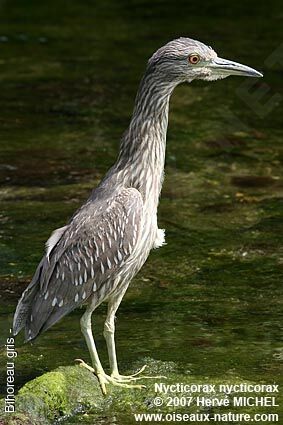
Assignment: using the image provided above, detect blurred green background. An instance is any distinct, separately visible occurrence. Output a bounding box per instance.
[0,0,282,423]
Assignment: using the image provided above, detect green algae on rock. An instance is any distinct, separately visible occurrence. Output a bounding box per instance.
[0,365,102,424]
[1,359,281,424]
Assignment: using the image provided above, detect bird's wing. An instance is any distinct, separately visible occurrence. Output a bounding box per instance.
[13,187,144,340]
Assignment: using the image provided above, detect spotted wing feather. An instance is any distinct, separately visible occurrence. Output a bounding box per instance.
[13,188,143,341]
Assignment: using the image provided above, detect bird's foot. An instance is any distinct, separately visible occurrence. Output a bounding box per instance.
[111,364,167,382]
[75,359,147,395]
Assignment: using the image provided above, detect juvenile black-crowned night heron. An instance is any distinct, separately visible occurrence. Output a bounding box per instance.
[13,38,262,394]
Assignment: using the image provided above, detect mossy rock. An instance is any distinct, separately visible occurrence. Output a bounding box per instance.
[1,358,280,424]
[0,365,102,424]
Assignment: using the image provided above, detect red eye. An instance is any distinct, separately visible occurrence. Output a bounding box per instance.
[188,54,200,65]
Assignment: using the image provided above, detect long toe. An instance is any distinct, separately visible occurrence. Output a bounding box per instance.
[111,365,167,382]
[97,372,108,395]
[75,358,95,373]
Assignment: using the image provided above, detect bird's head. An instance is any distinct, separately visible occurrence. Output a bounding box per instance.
[148,37,263,83]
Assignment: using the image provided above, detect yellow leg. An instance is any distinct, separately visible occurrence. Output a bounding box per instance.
[78,307,146,395]
[78,304,166,395]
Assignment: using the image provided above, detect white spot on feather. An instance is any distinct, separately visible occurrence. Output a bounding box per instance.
[75,293,79,302]
[91,267,94,278]
[94,239,99,256]
[52,297,57,307]
[100,262,105,274]
[107,235,112,248]
[106,257,112,269]
[117,250,122,261]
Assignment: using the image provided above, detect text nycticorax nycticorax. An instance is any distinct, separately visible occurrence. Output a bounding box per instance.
[13,38,262,394]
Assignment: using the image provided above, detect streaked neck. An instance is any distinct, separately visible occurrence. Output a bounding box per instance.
[116,70,176,199]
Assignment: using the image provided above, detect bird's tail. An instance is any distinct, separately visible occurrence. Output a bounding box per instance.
[13,259,43,339]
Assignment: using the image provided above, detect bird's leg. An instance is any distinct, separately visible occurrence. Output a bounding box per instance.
[104,295,166,383]
[103,289,144,381]
[78,308,108,392]
[103,298,120,378]
[78,306,145,394]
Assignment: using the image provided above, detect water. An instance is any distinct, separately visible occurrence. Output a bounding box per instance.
[0,0,282,423]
